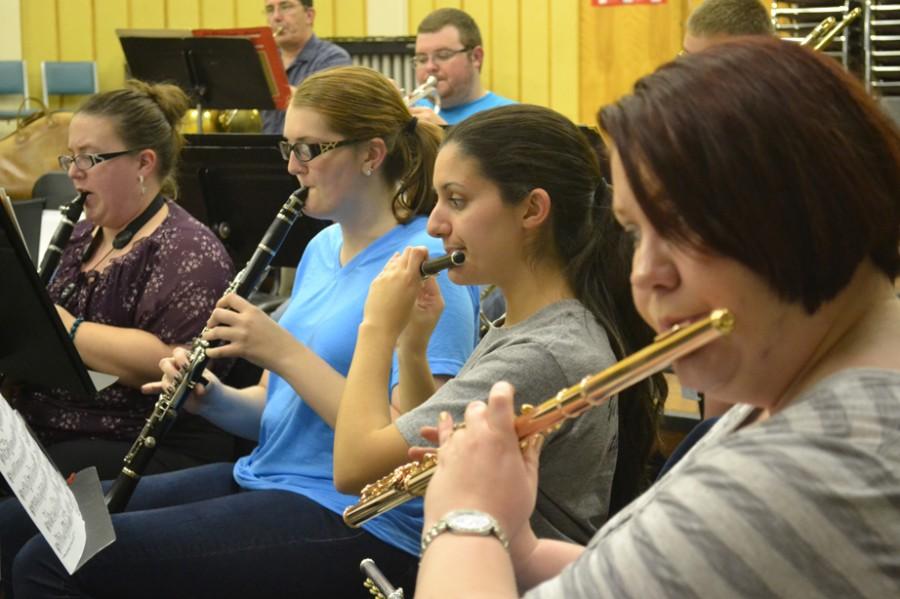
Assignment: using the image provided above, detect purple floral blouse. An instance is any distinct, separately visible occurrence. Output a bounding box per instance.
[13,201,234,444]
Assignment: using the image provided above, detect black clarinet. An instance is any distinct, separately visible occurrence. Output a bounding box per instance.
[104,187,308,513]
[38,192,87,286]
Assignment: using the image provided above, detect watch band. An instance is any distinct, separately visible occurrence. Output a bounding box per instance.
[420,509,509,557]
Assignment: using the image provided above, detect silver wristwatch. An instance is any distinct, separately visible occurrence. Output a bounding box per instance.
[420,509,509,556]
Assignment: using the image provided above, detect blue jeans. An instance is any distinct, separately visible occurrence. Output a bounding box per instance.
[0,462,418,598]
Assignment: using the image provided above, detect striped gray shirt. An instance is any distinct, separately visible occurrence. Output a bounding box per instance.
[526,368,900,598]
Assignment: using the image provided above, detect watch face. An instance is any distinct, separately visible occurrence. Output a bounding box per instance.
[448,510,492,533]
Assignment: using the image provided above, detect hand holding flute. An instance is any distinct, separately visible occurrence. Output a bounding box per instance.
[361,247,464,346]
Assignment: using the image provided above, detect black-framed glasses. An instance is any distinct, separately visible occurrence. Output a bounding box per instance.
[278,139,363,163]
[58,149,139,172]
[413,47,471,67]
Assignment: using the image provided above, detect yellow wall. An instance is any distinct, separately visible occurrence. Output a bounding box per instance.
[19,0,700,124]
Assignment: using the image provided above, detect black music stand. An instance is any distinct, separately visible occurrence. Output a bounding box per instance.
[117,30,277,128]
[177,133,329,269]
[0,205,99,395]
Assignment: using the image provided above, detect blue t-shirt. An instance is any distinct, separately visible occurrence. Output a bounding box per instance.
[233,216,479,555]
[417,91,515,125]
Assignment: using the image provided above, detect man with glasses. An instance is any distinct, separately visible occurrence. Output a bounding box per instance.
[411,8,514,126]
[683,0,773,54]
[262,0,350,134]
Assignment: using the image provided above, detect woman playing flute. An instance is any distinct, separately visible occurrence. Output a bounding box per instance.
[415,37,900,598]
[332,103,665,594]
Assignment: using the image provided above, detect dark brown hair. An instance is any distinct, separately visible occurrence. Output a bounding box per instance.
[599,37,900,313]
[417,8,482,49]
[77,79,190,197]
[445,105,666,513]
[292,66,441,223]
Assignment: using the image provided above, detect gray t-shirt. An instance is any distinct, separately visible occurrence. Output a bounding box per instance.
[395,299,618,544]
[526,368,900,598]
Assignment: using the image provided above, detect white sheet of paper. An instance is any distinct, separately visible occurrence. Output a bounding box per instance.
[38,208,64,267]
[0,396,86,574]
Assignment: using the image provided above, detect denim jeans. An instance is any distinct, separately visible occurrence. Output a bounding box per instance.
[0,462,418,598]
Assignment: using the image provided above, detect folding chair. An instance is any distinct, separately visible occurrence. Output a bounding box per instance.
[0,60,37,120]
[41,61,98,107]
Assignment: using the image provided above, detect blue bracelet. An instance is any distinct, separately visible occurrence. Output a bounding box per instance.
[69,316,85,341]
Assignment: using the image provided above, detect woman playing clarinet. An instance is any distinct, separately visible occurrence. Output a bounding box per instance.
[7,81,235,481]
[0,66,479,598]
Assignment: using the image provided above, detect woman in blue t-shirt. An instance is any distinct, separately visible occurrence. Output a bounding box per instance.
[0,66,479,598]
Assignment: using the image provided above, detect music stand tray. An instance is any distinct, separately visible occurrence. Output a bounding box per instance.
[0,204,98,395]
[117,30,278,111]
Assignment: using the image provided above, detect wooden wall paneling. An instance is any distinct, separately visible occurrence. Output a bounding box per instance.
[549,0,578,121]
[21,0,59,107]
[56,0,95,110]
[490,0,519,100]
[200,0,236,29]
[94,0,130,92]
[463,0,492,90]
[315,0,336,37]
[166,0,201,29]
[236,0,266,27]
[408,0,434,34]
[579,1,688,124]
[519,0,548,106]
[129,0,166,29]
[333,0,366,36]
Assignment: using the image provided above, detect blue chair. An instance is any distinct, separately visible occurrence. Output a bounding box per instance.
[41,61,98,107]
[0,60,37,120]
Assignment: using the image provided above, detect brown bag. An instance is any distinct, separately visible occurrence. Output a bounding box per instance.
[0,99,73,199]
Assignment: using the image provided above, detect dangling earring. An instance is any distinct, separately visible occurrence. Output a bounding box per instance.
[363,167,373,177]
[138,174,146,196]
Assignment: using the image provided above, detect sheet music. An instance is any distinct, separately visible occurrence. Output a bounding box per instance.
[0,395,86,574]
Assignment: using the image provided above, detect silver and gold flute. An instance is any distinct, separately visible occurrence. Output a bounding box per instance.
[343,308,735,527]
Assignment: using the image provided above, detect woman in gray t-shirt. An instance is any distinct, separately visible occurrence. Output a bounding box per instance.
[334,104,664,560]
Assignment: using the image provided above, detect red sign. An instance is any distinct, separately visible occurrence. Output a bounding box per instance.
[592,0,666,6]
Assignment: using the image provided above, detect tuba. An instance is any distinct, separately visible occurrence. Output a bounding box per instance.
[343,309,735,527]
[404,75,441,114]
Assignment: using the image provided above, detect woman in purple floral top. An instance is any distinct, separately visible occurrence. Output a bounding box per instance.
[10,81,235,478]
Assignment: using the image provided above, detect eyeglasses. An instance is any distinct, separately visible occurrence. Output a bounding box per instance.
[278,139,363,163]
[58,149,139,172]
[264,1,304,15]
[413,47,471,67]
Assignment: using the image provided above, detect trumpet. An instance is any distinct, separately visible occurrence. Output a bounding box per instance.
[404,75,441,114]
[800,8,862,51]
[343,308,735,527]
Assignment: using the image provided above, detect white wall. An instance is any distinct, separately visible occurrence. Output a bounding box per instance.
[0,0,22,59]
[366,0,407,36]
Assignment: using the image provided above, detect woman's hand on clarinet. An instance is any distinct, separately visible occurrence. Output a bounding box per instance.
[363,246,444,346]
[141,346,220,415]
[201,293,296,372]
[423,382,543,545]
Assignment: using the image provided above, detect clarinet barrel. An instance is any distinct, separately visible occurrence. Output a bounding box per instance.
[38,192,87,286]
[105,187,307,513]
